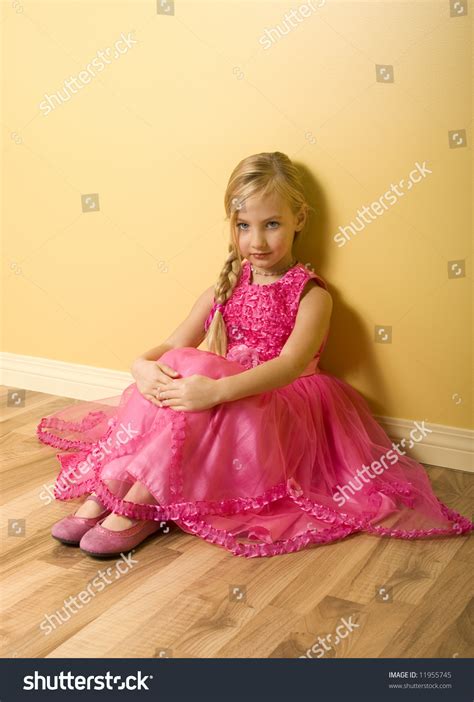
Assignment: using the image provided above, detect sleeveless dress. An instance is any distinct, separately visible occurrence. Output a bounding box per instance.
[36,260,473,558]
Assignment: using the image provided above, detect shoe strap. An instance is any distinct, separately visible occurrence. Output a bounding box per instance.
[98,515,140,528]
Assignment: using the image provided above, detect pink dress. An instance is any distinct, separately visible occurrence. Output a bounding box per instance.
[36,260,473,558]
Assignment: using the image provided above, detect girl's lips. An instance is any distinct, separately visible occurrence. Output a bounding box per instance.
[252,253,271,257]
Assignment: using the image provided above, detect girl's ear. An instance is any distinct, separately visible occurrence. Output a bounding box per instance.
[295,205,307,233]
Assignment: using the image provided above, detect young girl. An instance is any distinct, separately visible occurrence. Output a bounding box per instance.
[37,151,473,559]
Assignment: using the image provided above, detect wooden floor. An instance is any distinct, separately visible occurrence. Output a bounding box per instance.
[1,386,473,659]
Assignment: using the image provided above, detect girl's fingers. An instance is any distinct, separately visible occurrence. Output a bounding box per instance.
[152,381,172,397]
[143,394,162,407]
[157,385,180,399]
[159,363,176,374]
[161,396,182,406]
[163,402,186,411]
[144,391,185,411]
[156,375,182,390]
[157,363,180,378]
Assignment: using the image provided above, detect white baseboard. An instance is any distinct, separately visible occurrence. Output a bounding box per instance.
[1,352,132,401]
[374,416,473,473]
[1,352,473,473]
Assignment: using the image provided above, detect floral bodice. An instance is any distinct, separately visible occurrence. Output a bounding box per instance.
[204,260,330,372]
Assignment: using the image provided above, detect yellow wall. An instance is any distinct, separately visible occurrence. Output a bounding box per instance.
[2,1,472,428]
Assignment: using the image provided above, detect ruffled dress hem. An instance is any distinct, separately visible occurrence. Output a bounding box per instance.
[37,410,473,559]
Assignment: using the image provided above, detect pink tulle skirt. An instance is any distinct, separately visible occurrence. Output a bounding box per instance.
[37,347,473,558]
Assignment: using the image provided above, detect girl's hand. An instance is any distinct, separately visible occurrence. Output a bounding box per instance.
[157,374,221,412]
[131,358,181,407]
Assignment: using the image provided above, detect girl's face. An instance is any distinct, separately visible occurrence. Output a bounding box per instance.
[235,192,306,270]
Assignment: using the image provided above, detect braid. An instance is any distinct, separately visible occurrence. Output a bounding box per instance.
[205,244,243,357]
[215,246,241,303]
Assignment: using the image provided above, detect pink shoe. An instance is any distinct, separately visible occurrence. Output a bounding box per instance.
[51,495,111,546]
[79,516,163,558]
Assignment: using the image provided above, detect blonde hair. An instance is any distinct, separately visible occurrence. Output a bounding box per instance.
[205,151,313,357]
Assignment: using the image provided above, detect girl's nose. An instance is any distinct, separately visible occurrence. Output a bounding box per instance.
[251,232,268,245]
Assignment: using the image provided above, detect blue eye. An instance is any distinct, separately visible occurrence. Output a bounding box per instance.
[236,221,280,230]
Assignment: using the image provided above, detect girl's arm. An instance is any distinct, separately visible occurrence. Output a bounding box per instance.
[131,284,215,377]
[215,281,333,403]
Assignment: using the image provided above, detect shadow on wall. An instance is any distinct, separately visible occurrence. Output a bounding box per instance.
[295,161,391,413]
